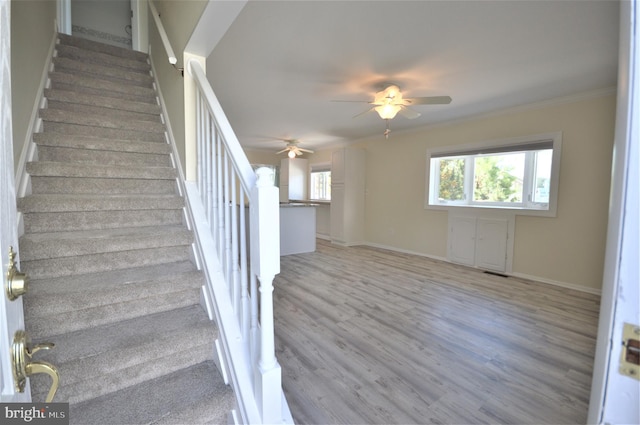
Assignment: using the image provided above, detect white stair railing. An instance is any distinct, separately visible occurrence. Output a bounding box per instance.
[187,59,284,424]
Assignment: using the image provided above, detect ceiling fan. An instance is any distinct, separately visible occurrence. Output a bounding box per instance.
[336,84,452,138]
[276,139,314,158]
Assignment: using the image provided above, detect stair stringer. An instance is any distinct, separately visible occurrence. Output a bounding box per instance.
[14,29,58,237]
[150,56,258,425]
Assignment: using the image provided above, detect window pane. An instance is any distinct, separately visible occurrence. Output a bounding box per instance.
[438,158,466,201]
[533,149,552,203]
[473,153,524,203]
[310,171,331,200]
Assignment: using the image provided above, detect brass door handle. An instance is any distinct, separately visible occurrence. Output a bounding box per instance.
[12,330,60,402]
[6,246,28,300]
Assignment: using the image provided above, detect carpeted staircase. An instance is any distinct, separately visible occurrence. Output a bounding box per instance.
[17,34,236,424]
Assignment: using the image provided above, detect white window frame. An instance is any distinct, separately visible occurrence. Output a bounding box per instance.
[425,132,562,217]
[309,163,331,202]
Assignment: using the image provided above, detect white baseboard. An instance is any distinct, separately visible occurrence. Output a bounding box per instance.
[360,241,600,296]
[511,272,602,296]
[362,241,449,263]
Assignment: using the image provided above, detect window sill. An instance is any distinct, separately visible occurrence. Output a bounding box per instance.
[425,203,557,217]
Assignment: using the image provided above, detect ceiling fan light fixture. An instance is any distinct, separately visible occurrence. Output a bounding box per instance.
[287,150,296,158]
[375,103,402,120]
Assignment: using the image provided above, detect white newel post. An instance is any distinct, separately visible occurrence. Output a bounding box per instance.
[250,167,283,424]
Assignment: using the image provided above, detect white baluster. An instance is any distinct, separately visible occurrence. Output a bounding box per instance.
[196,92,203,200]
[205,112,212,223]
[231,170,240,317]
[240,186,250,341]
[224,153,232,282]
[250,272,258,366]
[216,139,224,255]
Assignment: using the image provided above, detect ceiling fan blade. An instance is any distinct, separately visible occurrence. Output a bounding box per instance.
[331,99,372,103]
[353,107,376,118]
[276,148,288,154]
[404,96,452,105]
[299,148,315,153]
[398,106,421,119]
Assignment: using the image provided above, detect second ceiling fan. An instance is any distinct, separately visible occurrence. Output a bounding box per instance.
[276,139,314,158]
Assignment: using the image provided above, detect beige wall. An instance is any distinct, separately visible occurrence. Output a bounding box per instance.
[149,0,206,172]
[245,149,281,167]
[10,0,56,168]
[312,93,615,292]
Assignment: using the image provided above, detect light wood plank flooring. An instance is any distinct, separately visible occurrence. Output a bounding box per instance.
[274,239,601,424]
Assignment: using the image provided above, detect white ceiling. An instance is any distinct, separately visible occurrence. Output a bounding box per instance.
[206,0,620,153]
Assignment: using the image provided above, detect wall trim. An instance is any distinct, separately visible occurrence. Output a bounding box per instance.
[361,241,601,296]
[511,272,602,296]
[362,241,448,263]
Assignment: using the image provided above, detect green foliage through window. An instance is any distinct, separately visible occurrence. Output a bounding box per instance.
[438,158,465,201]
[428,140,556,212]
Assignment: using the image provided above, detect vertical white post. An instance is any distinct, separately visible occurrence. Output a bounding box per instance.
[56,0,72,35]
[250,167,282,424]
[250,272,258,365]
[240,186,250,340]
[231,171,240,318]
[195,91,203,196]
[185,55,205,182]
[216,140,224,255]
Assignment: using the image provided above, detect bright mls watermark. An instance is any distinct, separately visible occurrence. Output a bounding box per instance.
[1,403,68,425]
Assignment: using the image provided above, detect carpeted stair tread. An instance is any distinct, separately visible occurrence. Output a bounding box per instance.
[46,99,162,124]
[30,306,216,403]
[58,33,149,62]
[49,71,156,102]
[68,361,233,424]
[33,132,171,155]
[19,225,193,261]
[32,305,213,366]
[39,108,166,134]
[150,382,236,425]
[30,177,176,195]
[37,145,171,167]
[25,261,200,312]
[23,209,183,232]
[21,244,192,283]
[49,80,158,105]
[26,161,176,179]
[55,43,150,73]
[42,120,166,143]
[53,56,154,87]
[26,286,201,340]
[18,193,183,213]
[45,88,161,115]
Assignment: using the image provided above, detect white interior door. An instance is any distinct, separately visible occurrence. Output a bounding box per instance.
[0,0,29,402]
[588,1,639,423]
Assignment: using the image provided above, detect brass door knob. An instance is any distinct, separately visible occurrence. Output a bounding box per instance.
[6,246,28,300]
[12,330,59,402]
